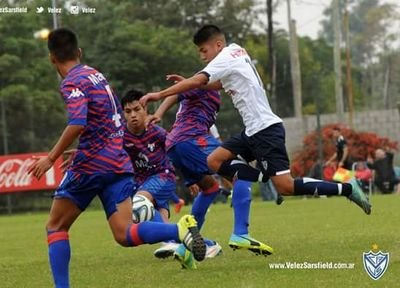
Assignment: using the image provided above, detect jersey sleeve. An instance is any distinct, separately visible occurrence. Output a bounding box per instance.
[178,89,202,101]
[61,79,88,126]
[200,51,232,83]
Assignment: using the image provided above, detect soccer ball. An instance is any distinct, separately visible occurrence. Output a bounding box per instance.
[132,194,155,223]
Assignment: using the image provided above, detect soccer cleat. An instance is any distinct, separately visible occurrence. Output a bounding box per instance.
[174,198,185,214]
[174,244,197,269]
[347,178,372,215]
[177,215,206,261]
[205,241,223,258]
[153,242,180,259]
[228,234,273,256]
[276,193,284,205]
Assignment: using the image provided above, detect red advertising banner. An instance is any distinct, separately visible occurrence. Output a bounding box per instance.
[0,152,63,193]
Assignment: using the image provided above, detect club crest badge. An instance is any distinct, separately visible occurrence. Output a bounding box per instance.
[363,244,389,280]
[148,143,155,152]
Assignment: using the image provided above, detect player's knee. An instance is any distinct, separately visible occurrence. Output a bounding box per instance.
[113,231,129,247]
[274,182,294,196]
[46,219,69,232]
[207,155,220,172]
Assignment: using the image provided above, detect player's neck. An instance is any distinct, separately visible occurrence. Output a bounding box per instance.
[59,61,81,78]
[127,124,145,135]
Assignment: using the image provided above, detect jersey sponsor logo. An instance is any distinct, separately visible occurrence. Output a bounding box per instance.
[125,143,134,148]
[230,48,248,58]
[68,88,85,99]
[134,152,156,170]
[108,129,124,139]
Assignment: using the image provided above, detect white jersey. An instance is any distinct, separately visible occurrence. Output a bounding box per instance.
[201,43,282,136]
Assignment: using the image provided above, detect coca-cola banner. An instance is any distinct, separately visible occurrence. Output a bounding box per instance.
[0,152,63,193]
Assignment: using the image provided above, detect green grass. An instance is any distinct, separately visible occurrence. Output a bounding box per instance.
[0,195,398,288]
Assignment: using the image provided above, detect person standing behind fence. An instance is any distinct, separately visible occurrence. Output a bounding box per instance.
[326,127,351,170]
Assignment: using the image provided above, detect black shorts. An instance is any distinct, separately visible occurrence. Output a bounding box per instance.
[221,123,290,177]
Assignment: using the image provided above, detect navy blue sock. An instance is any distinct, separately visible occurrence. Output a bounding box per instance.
[47,231,70,288]
[294,177,351,196]
[126,222,178,246]
[232,180,252,235]
[218,159,268,182]
[191,189,219,230]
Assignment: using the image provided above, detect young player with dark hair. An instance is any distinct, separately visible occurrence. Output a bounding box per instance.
[28,28,205,287]
[147,88,226,268]
[141,24,371,255]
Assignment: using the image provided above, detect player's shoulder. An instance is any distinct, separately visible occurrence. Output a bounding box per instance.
[149,124,167,135]
[61,64,95,89]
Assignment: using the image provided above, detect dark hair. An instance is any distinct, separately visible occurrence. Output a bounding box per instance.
[193,24,224,45]
[333,127,341,132]
[121,89,144,108]
[48,28,79,62]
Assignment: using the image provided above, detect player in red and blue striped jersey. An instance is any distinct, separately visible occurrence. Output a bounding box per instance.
[28,28,205,287]
[147,86,223,265]
[121,89,180,223]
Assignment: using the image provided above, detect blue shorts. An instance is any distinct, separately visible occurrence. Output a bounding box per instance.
[167,135,220,186]
[54,171,134,219]
[135,173,176,213]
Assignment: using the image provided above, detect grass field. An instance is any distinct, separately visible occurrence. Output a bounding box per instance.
[0,194,398,288]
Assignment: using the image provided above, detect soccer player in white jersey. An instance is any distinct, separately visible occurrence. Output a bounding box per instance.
[141,24,371,255]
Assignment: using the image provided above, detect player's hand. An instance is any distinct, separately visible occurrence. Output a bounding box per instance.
[60,149,77,173]
[338,161,343,168]
[166,74,185,83]
[140,92,162,106]
[188,184,200,196]
[27,155,54,180]
[145,114,161,127]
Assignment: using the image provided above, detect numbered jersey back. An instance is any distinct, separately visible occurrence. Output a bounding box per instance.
[60,64,133,174]
[201,43,282,137]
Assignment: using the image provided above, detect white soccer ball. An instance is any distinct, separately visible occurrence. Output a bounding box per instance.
[132,194,155,223]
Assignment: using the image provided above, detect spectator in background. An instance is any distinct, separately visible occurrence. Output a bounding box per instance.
[354,161,373,193]
[326,127,351,170]
[368,147,400,194]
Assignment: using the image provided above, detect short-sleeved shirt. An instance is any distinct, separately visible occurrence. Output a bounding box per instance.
[124,124,174,186]
[200,43,282,136]
[60,64,133,174]
[166,89,220,150]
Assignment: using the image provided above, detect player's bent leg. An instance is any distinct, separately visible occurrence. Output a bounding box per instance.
[207,146,236,175]
[192,176,220,230]
[270,173,295,196]
[272,173,371,214]
[46,198,82,288]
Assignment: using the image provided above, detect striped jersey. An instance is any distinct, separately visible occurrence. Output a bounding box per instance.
[166,89,220,150]
[123,124,174,185]
[60,64,133,174]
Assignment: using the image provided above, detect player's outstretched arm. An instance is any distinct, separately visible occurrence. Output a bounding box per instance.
[145,95,178,127]
[140,73,208,106]
[28,125,84,179]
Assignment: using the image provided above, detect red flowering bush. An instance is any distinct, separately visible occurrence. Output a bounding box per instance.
[291,124,398,177]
